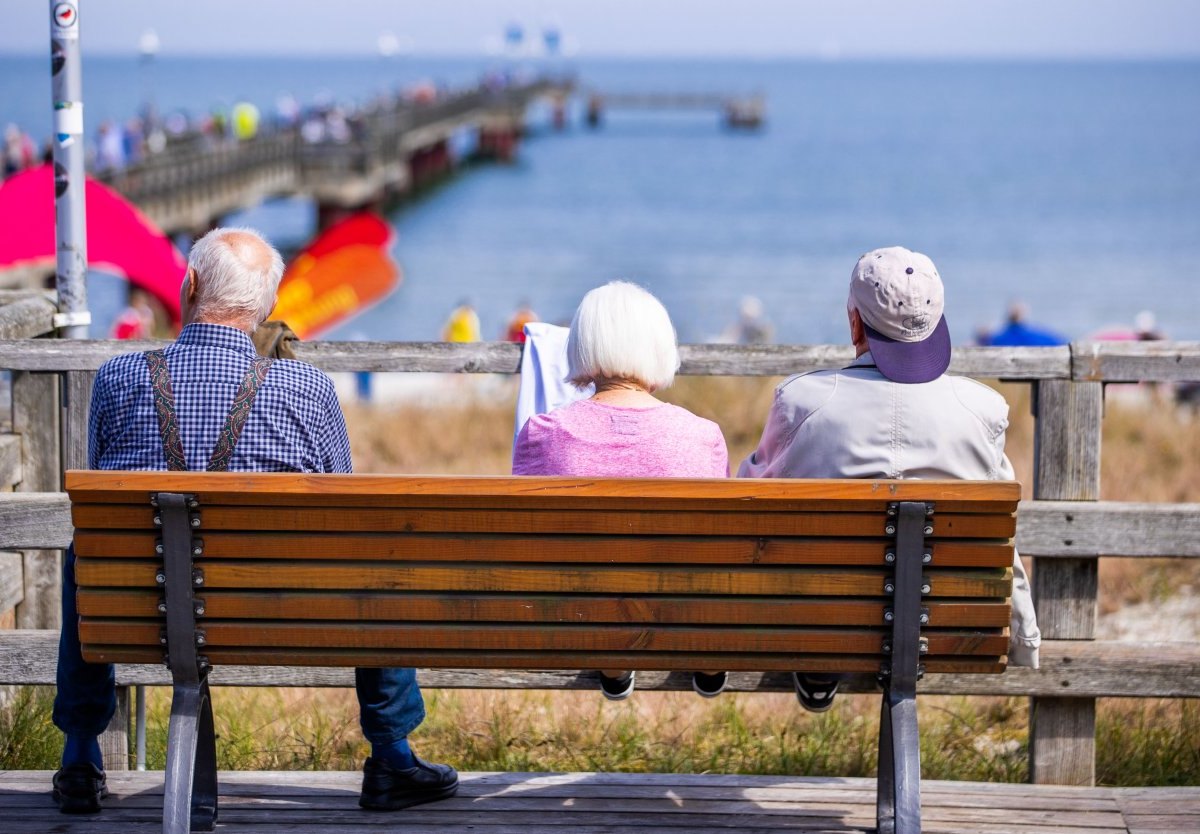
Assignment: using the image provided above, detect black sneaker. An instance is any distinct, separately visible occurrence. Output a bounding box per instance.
[792,673,839,712]
[52,763,108,814]
[598,671,635,701]
[359,755,459,811]
[692,671,728,698]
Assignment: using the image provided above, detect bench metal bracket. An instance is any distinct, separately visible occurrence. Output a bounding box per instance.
[877,501,929,834]
[157,492,218,834]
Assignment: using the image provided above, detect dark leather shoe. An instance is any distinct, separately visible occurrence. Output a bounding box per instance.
[359,755,459,811]
[53,763,108,814]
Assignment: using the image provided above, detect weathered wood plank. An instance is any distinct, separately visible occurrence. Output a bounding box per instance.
[0,433,22,488]
[1072,340,1200,382]
[1030,379,1103,788]
[0,339,1085,379]
[11,370,61,631]
[0,770,1176,834]
[7,492,1200,560]
[0,492,73,548]
[6,632,1196,697]
[63,371,95,471]
[0,550,23,613]
[0,293,56,339]
[1016,501,1200,557]
[7,492,1200,559]
[2,338,1195,381]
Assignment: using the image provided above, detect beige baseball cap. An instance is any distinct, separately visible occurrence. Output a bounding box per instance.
[849,246,951,383]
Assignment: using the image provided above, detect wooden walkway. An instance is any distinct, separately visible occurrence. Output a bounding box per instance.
[1,770,1196,833]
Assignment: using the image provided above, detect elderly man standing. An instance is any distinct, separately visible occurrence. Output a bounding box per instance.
[52,228,457,814]
[739,246,1041,711]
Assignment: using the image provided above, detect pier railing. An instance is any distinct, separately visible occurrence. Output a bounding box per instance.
[2,293,1198,786]
[92,79,566,234]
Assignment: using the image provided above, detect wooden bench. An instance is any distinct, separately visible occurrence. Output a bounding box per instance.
[65,471,1019,834]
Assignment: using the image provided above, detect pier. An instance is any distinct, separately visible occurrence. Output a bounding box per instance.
[93,79,570,237]
[585,91,765,128]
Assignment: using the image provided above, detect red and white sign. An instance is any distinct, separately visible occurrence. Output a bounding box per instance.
[53,3,78,30]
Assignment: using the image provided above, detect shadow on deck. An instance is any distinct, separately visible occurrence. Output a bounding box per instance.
[2,770,1197,833]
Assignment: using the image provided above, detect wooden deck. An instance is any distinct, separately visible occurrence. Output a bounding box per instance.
[1,770,1196,833]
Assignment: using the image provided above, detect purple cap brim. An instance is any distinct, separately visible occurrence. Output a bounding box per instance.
[864,315,951,384]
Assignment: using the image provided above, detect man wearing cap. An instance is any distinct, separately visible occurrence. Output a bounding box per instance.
[738,246,1040,711]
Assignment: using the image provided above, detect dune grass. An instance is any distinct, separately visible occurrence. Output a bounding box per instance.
[4,686,1198,786]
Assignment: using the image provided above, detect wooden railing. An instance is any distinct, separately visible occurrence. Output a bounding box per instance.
[91,79,566,232]
[1,295,1198,785]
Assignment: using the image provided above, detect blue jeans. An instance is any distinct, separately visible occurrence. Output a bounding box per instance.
[53,544,426,746]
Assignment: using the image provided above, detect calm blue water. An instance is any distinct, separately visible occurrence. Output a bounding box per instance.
[3,55,1199,342]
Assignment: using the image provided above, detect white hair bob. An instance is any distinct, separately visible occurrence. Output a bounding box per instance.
[187,227,284,329]
[566,281,680,391]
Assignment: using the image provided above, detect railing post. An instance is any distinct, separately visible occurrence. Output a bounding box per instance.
[1029,376,1103,785]
[12,371,61,630]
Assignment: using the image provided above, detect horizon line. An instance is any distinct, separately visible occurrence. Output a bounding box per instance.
[4,48,1200,62]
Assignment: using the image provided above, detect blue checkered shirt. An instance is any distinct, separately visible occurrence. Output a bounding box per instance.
[89,323,352,473]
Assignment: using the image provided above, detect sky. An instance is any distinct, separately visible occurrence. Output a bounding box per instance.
[2,0,1200,59]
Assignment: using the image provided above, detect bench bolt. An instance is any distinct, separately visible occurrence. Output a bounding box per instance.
[195,633,206,647]
[153,515,162,526]
[919,612,929,625]
[884,581,895,594]
[155,542,164,555]
[157,600,167,614]
[155,571,166,585]
[884,550,896,563]
[883,609,894,623]
[885,523,897,535]
[923,524,934,535]
[921,583,931,595]
[922,552,932,564]
[190,516,201,529]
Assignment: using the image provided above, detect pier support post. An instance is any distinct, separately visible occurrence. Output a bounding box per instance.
[1029,378,1102,786]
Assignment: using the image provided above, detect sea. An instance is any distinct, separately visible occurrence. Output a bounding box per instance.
[2,55,1199,344]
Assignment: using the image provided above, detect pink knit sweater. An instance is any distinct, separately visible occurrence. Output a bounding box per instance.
[512,398,728,478]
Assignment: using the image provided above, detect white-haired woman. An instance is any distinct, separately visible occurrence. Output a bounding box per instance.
[512,281,729,700]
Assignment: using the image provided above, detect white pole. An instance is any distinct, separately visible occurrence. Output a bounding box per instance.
[49,0,90,337]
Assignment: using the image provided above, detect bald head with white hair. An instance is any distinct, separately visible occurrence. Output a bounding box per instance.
[180,227,285,333]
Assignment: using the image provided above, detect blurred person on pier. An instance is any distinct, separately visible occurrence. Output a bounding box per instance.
[52,227,457,815]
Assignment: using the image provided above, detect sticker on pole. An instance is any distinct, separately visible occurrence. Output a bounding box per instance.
[52,3,79,38]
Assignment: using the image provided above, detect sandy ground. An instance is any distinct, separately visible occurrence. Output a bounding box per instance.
[1097,588,1200,642]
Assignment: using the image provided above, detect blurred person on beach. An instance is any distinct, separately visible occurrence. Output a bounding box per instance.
[109,288,156,340]
[722,295,774,344]
[505,299,539,343]
[739,246,1041,712]
[978,301,1067,347]
[3,124,37,177]
[52,227,457,815]
[441,299,481,342]
[512,281,731,700]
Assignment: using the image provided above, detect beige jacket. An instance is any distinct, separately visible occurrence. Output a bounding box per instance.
[738,351,1041,668]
